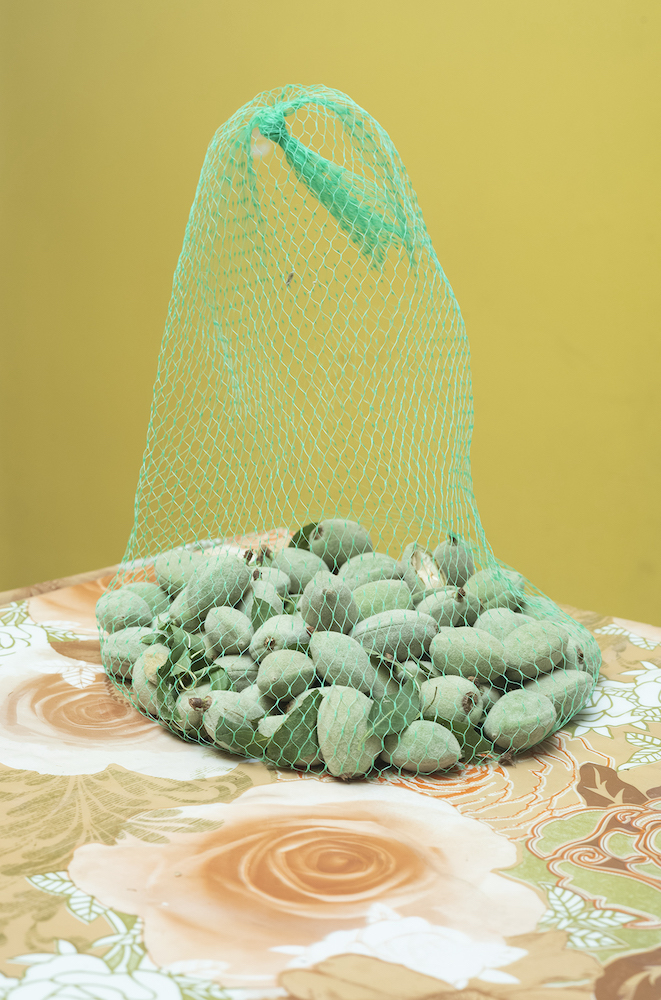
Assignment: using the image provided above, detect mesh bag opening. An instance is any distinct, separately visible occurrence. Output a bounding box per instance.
[97,85,600,777]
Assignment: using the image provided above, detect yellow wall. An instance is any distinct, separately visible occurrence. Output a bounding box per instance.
[1,0,659,623]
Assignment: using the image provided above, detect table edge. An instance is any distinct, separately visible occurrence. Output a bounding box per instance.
[0,565,119,607]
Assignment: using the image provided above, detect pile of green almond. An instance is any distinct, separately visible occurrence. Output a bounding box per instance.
[97,519,601,778]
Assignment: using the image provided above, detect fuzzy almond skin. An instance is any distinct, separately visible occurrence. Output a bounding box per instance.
[209,654,258,692]
[248,614,311,663]
[308,632,378,693]
[204,607,253,657]
[503,622,567,681]
[256,649,316,701]
[433,536,475,588]
[514,597,602,681]
[309,519,373,572]
[473,608,533,642]
[294,572,332,613]
[270,549,330,594]
[381,721,461,773]
[182,555,252,626]
[96,591,153,634]
[101,627,153,679]
[317,687,381,777]
[154,548,208,597]
[174,683,213,734]
[398,660,434,686]
[562,635,601,679]
[464,567,525,611]
[235,683,276,719]
[337,553,401,591]
[483,690,557,750]
[132,643,169,714]
[519,601,602,682]
[257,714,285,739]
[300,578,360,634]
[169,590,200,633]
[419,676,485,727]
[477,684,502,713]
[253,567,291,598]
[121,583,170,618]
[202,690,261,751]
[416,586,480,627]
[429,627,507,684]
[352,580,414,620]
[524,669,594,723]
[237,580,283,620]
[351,609,438,661]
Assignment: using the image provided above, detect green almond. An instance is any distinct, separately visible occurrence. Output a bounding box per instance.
[309,519,373,572]
[483,690,557,750]
[433,534,475,588]
[317,687,381,777]
[352,580,414,620]
[381,720,461,773]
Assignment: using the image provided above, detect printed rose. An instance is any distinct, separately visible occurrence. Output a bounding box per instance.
[0,656,240,780]
[69,781,545,988]
[573,674,659,739]
[28,579,111,633]
[3,671,153,744]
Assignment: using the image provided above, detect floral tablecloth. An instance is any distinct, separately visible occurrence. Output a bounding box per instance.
[0,564,660,999]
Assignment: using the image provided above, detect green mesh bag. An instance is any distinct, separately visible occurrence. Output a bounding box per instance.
[97,85,600,776]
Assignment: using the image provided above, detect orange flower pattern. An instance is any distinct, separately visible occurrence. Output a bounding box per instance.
[69,782,545,987]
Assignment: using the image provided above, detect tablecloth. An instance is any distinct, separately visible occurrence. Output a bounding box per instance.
[0,562,659,1000]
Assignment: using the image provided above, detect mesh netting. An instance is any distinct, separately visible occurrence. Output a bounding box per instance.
[97,84,600,777]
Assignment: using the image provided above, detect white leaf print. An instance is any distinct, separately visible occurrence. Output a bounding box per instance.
[620,750,661,769]
[625,732,661,749]
[593,625,660,650]
[585,910,634,928]
[66,888,106,923]
[27,872,75,897]
[568,928,622,949]
[61,665,97,689]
